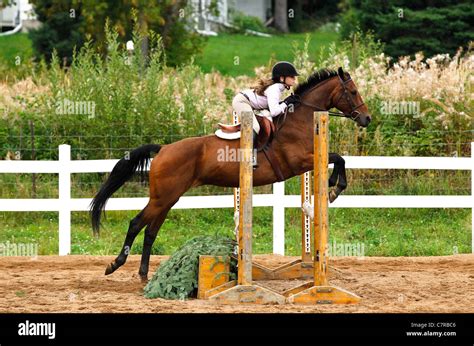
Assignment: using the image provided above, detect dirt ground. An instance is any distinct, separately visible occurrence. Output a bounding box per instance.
[0,254,473,313]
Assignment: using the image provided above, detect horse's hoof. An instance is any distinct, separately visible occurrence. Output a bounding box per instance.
[329,190,338,203]
[140,274,148,283]
[105,263,115,275]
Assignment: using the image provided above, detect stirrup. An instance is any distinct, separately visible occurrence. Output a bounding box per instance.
[252,154,258,169]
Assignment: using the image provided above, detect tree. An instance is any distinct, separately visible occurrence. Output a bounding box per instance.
[0,0,14,9]
[28,0,84,65]
[339,0,474,58]
[287,0,341,32]
[274,0,289,33]
[29,0,205,66]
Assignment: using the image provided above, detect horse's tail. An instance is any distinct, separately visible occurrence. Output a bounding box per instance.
[90,144,161,235]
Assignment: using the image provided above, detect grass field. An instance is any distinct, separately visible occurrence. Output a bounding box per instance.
[0,30,337,77]
[0,170,471,257]
[0,206,470,257]
[192,29,338,76]
[0,33,33,66]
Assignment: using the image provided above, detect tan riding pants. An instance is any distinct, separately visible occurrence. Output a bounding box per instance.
[232,93,260,133]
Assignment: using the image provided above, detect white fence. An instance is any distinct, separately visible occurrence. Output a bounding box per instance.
[0,143,472,255]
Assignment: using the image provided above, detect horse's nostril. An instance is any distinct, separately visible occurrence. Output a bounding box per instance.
[367,116,372,123]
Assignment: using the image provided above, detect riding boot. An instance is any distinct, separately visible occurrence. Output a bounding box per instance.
[252,131,259,169]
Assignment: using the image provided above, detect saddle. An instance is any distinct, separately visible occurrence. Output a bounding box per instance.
[217,113,275,150]
[216,114,284,181]
[217,123,240,133]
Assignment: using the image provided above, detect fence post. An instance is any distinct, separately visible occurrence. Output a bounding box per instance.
[272,181,285,255]
[59,144,71,256]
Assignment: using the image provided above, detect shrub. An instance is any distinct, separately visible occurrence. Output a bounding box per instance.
[229,11,269,33]
[143,235,236,300]
[292,33,472,157]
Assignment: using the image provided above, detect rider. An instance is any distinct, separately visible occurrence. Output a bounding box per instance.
[232,61,301,168]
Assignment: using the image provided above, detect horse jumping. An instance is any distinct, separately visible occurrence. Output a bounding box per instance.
[90,67,371,281]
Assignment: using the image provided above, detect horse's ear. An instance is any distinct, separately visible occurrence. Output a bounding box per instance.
[337,67,344,79]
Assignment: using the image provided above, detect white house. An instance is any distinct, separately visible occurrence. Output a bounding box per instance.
[1,0,271,37]
[190,0,272,36]
[0,0,38,36]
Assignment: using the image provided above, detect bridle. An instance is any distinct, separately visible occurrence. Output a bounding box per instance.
[297,75,365,122]
[274,74,366,133]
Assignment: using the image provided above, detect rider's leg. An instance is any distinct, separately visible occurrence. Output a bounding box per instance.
[231,93,259,168]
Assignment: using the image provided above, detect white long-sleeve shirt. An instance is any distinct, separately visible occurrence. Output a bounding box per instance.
[241,83,287,117]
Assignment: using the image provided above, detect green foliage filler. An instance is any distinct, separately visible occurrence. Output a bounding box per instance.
[143,235,237,300]
[28,0,205,66]
[339,0,474,58]
[28,0,84,65]
[228,11,269,34]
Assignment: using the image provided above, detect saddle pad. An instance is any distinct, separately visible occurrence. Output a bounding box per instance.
[215,129,241,140]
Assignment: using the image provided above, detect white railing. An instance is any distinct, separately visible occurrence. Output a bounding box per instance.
[0,143,472,255]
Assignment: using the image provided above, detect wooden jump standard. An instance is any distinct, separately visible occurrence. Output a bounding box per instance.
[198,111,360,304]
[284,112,360,304]
[200,111,286,304]
[232,110,313,281]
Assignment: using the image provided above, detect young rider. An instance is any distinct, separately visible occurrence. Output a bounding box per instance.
[232,61,300,167]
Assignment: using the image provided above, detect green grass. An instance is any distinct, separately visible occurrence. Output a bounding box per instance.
[0,30,337,77]
[0,171,471,257]
[0,33,33,66]
[0,207,470,257]
[194,29,339,76]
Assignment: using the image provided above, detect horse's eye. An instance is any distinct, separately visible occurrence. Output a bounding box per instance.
[351,90,357,95]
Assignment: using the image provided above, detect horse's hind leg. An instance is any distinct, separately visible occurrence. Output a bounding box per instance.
[133,140,204,281]
[138,206,172,282]
[104,209,149,275]
[137,189,188,281]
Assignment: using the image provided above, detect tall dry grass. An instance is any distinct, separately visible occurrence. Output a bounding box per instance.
[0,31,471,160]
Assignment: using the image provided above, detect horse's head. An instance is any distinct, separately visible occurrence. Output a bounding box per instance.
[293,67,371,128]
[332,67,371,127]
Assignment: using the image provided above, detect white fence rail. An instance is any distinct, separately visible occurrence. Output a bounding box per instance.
[0,143,472,255]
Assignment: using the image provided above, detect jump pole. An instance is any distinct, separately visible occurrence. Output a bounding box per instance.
[285,111,361,304]
[205,111,286,304]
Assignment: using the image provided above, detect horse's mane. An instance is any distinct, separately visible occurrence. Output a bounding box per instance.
[294,69,338,96]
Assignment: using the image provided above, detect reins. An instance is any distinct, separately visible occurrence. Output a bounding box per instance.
[274,74,365,133]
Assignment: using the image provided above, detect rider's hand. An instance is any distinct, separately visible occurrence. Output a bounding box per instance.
[283,94,300,106]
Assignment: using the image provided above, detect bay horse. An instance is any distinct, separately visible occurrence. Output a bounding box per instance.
[90,67,371,281]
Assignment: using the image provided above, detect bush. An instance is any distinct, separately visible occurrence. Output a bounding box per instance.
[292,33,472,157]
[229,11,269,33]
[0,22,231,161]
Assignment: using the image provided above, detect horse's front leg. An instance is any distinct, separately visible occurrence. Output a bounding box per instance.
[328,153,347,203]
